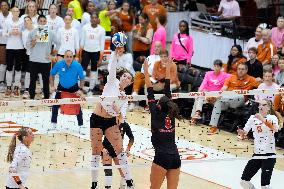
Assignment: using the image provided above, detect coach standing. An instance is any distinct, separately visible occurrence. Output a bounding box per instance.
[50,50,85,129]
[27,15,59,99]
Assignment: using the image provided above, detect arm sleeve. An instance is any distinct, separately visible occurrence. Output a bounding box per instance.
[100,28,106,51]
[80,27,85,48]
[187,36,193,62]
[50,62,59,76]
[243,115,254,133]
[164,79,171,98]
[147,87,157,115]
[107,52,117,83]
[120,101,128,121]
[199,72,208,91]
[78,63,85,80]
[74,29,80,52]
[124,123,134,141]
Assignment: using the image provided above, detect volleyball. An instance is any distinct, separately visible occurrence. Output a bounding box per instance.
[112,32,127,47]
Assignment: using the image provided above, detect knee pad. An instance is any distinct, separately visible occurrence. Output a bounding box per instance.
[240,180,256,189]
[104,164,112,176]
[261,186,270,189]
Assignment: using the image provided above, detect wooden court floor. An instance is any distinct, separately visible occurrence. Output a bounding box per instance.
[0,108,283,189]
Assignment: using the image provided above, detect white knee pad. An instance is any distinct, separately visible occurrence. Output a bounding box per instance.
[261,185,271,189]
[240,180,256,189]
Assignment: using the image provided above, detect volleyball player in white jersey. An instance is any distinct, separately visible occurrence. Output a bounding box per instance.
[238,99,279,189]
[57,15,79,60]
[80,13,105,95]
[90,43,134,188]
[21,16,34,99]
[66,7,81,32]
[0,0,12,92]
[5,127,34,189]
[81,1,96,27]
[46,4,64,32]
[3,6,24,98]
[20,1,38,26]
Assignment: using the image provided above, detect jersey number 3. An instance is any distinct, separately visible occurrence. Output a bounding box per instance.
[256,125,263,133]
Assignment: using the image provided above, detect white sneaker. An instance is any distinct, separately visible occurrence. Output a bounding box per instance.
[0,82,5,93]
[128,102,136,112]
[23,91,29,99]
[48,123,57,131]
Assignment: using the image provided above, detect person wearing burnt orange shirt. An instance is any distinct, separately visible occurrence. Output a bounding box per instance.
[257,29,277,65]
[142,0,167,31]
[224,45,247,75]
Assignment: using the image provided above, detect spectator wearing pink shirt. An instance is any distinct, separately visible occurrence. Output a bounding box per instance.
[170,20,193,65]
[271,16,284,50]
[190,60,231,123]
[150,14,166,55]
[218,0,240,20]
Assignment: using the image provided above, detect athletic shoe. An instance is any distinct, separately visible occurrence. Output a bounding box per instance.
[48,123,57,131]
[207,126,218,135]
[0,82,5,93]
[22,91,29,99]
[87,90,93,97]
[128,102,136,112]
[13,87,20,98]
[4,88,12,98]
[91,182,98,189]
[125,180,134,189]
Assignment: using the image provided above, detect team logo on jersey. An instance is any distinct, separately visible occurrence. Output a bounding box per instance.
[165,116,172,129]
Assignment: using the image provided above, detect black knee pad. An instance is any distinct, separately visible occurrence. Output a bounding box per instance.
[104,164,112,176]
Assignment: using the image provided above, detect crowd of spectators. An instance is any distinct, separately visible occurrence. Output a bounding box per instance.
[0,0,284,139]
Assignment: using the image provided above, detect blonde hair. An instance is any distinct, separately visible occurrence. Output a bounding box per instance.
[25,1,38,17]
[6,127,30,163]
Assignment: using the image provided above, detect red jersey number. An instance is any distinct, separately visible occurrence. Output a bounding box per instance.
[165,116,172,129]
[256,125,262,133]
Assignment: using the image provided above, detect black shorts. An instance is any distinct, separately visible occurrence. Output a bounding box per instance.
[153,152,181,170]
[90,113,116,132]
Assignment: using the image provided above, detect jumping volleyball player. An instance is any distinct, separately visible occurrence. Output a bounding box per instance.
[238,99,279,189]
[6,127,34,189]
[90,32,134,189]
[144,51,182,189]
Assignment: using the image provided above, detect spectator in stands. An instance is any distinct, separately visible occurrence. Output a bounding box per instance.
[3,6,24,98]
[271,16,284,50]
[46,4,64,32]
[208,63,259,134]
[170,20,193,65]
[217,0,240,20]
[80,13,105,95]
[60,0,72,16]
[152,49,180,92]
[276,59,284,86]
[142,0,167,31]
[273,84,284,129]
[129,41,162,111]
[66,7,81,32]
[244,26,263,58]
[255,70,279,102]
[116,0,140,15]
[150,14,166,55]
[257,29,277,65]
[68,0,83,21]
[0,0,12,92]
[224,45,246,75]
[245,47,263,81]
[81,1,96,27]
[20,1,39,26]
[255,0,269,24]
[132,13,153,61]
[271,54,280,75]
[108,46,135,76]
[28,15,59,100]
[118,1,135,53]
[99,0,120,36]
[57,15,80,60]
[190,59,230,124]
